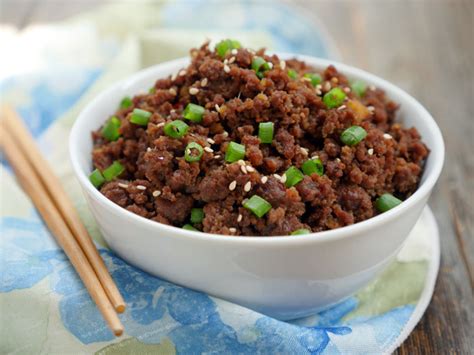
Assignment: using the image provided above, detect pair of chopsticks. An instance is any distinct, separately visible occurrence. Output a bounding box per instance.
[0,106,125,336]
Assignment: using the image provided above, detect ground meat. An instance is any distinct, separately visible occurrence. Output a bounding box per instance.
[92,41,429,236]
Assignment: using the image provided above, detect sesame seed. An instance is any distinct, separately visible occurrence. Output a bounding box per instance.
[280,174,287,183]
[189,87,199,95]
[246,166,255,172]
[312,154,319,159]
[118,183,129,189]
[204,147,214,153]
[383,133,392,139]
[336,158,341,163]
[147,147,152,152]
[337,105,346,111]
[237,214,243,222]
[207,138,215,144]
[367,106,375,112]
[228,56,236,64]
[267,62,273,69]
[224,65,231,73]
[369,85,376,91]
[300,147,309,156]
[215,104,220,112]
[214,155,221,159]
[223,58,228,65]
[323,82,331,92]
[316,89,322,96]
[171,73,177,81]
[156,122,165,128]
[170,109,176,114]
[343,87,351,93]
[241,165,248,174]
[222,131,229,137]
[169,88,177,95]
[200,78,208,87]
[244,181,252,192]
[229,227,237,233]
[229,180,237,191]
[273,174,281,181]
[280,60,286,69]
[331,77,339,83]
[368,148,374,155]
[237,160,246,166]
[136,185,147,190]
[179,70,187,76]
[152,190,161,197]
[231,48,238,55]
[261,176,268,184]
[316,84,322,90]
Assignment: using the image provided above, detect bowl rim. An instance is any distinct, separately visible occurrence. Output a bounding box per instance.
[69,53,445,245]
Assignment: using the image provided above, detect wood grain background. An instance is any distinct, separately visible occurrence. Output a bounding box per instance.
[1,0,473,353]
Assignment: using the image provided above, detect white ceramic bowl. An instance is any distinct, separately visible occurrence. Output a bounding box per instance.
[70,54,444,320]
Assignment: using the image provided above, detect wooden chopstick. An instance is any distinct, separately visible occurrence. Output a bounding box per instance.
[1,106,125,313]
[0,126,124,336]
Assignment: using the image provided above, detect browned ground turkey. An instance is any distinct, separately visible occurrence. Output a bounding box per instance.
[91,42,429,236]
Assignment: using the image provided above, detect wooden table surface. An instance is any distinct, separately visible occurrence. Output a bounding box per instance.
[1,0,473,353]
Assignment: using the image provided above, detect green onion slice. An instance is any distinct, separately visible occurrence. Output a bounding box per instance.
[101,116,121,141]
[351,80,367,98]
[302,158,324,176]
[303,73,322,87]
[103,161,125,181]
[182,224,199,231]
[323,87,346,108]
[251,56,270,72]
[120,96,132,109]
[89,169,105,188]
[288,69,298,79]
[340,126,367,146]
[183,103,205,123]
[149,87,156,94]
[216,39,241,58]
[184,142,204,162]
[244,195,272,218]
[291,229,310,235]
[130,108,152,126]
[225,141,246,163]
[375,193,402,212]
[258,122,274,144]
[164,120,189,138]
[190,208,204,224]
[284,166,304,187]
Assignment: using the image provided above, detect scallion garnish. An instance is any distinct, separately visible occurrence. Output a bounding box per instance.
[101,116,121,141]
[102,161,125,181]
[164,120,189,138]
[303,73,322,87]
[216,39,241,58]
[323,87,346,108]
[183,224,199,231]
[183,103,205,123]
[190,208,204,224]
[258,122,274,144]
[340,126,367,146]
[375,193,402,212]
[184,142,204,162]
[243,195,272,218]
[251,56,270,72]
[89,169,105,188]
[351,80,367,98]
[288,69,298,79]
[130,108,152,126]
[302,158,324,176]
[225,141,246,163]
[120,96,132,109]
[284,166,304,187]
[291,229,310,235]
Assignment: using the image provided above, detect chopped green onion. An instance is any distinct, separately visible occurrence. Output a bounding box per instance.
[101,116,121,141]
[183,103,205,123]
[120,96,132,109]
[225,141,246,163]
[323,87,346,108]
[190,208,204,224]
[251,56,270,72]
[130,108,152,126]
[303,73,322,87]
[103,161,125,181]
[183,224,199,231]
[340,126,367,146]
[216,39,241,58]
[164,120,189,138]
[149,87,156,94]
[288,69,298,79]
[284,166,304,187]
[302,158,324,176]
[291,229,310,235]
[375,193,402,212]
[351,80,367,97]
[258,122,274,144]
[89,169,105,188]
[244,195,272,218]
[184,142,204,162]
